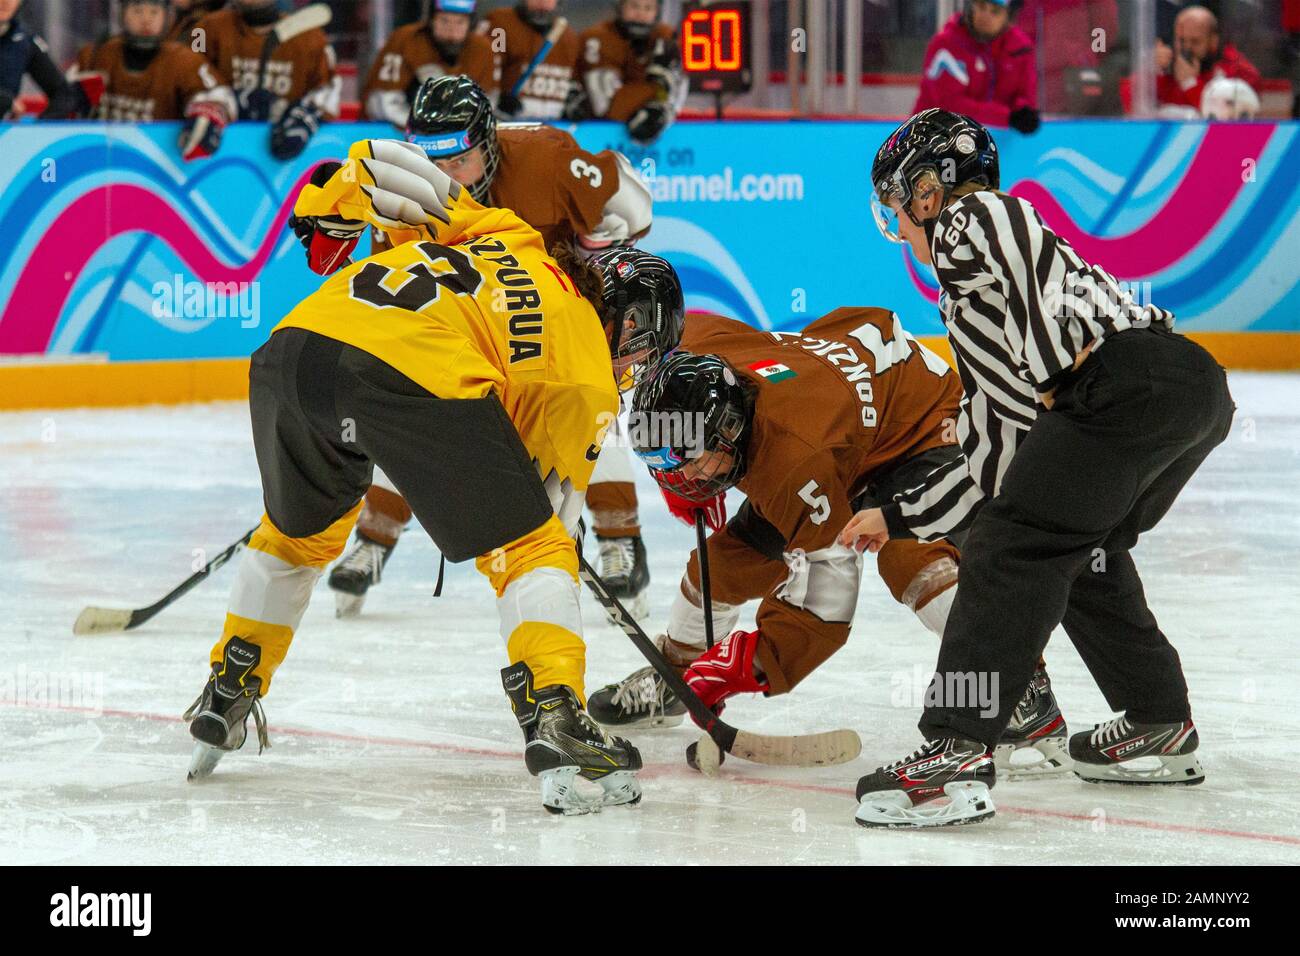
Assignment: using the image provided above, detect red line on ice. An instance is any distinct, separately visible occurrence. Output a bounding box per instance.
[10,701,1299,849]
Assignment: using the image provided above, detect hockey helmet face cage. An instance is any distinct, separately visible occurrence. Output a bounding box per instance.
[632,351,750,501]
[592,248,685,392]
[407,75,499,204]
[122,0,171,53]
[870,108,999,242]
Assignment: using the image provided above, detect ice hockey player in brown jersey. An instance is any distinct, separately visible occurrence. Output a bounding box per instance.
[588,308,1072,778]
[362,0,497,127]
[480,0,578,118]
[194,0,339,159]
[70,0,236,161]
[289,76,659,621]
[567,0,685,144]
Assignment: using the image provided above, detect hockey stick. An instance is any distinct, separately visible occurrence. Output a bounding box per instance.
[695,512,715,651]
[508,16,569,100]
[255,3,332,101]
[72,525,258,636]
[577,553,861,770]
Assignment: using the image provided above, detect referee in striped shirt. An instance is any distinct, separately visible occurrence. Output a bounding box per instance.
[842,110,1235,829]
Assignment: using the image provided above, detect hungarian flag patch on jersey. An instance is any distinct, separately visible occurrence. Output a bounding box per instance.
[749,360,796,383]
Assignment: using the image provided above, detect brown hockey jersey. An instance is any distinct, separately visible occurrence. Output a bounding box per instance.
[677,309,963,694]
[361,22,497,126]
[480,6,578,118]
[491,124,623,249]
[194,7,339,119]
[576,19,675,121]
[74,37,228,121]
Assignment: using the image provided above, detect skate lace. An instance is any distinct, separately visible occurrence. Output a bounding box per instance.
[609,665,663,714]
[1090,715,1133,747]
[337,539,384,579]
[886,738,948,771]
[598,536,636,579]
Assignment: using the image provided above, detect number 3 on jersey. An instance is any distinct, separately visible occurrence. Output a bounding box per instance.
[570,158,603,188]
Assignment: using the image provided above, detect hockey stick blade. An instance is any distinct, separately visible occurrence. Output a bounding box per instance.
[72,607,136,636]
[72,525,257,636]
[577,555,862,768]
[274,3,332,44]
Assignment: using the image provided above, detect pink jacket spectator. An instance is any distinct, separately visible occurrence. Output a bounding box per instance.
[913,12,1038,127]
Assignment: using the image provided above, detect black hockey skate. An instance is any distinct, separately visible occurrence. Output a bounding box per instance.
[1070,715,1204,785]
[597,534,650,622]
[502,662,643,815]
[994,668,1071,779]
[328,532,393,618]
[183,637,269,781]
[588,636,691,729]
[855,738,996,828]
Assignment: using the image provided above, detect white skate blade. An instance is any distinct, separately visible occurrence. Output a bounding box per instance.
[1074,750,1205,786]
[855,781,996,829]
[187,742,226,781]
[334,590,367,619]
[538,767,642,815]
[994,737,1073,780]
[73,606,133,635]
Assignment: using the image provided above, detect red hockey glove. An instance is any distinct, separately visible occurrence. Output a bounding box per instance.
[660,486,726,532]
[683,629,770,719]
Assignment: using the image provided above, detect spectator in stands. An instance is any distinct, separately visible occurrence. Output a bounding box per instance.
[481,0,578,118]
[914,0,1040,133]
[68,0,236,161]
[0,0,81,119]
[362,0,496,128]
[1018,0,1119,115]
[1120,4,1261,117]
[566,0,684,144]
[168,0,226,47]
[195,0,339,160]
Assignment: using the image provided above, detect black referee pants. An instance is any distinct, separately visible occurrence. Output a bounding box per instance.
[920,327,1235,748]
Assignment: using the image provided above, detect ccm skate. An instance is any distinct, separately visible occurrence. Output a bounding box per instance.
[502,662,643,815]
[1071,715,1204,785]
[183,637,269,780]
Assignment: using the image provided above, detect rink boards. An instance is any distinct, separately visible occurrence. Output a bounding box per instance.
[0,118,1297,407]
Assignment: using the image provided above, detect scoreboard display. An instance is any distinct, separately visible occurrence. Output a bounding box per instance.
[680,1,753,95]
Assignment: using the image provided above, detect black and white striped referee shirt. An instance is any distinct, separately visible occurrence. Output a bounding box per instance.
[881,190,1175,543]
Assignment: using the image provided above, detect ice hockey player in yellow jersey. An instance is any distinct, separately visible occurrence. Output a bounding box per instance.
[183,139,685,815]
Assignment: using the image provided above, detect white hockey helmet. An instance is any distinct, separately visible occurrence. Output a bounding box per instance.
[1200,76,1260,121]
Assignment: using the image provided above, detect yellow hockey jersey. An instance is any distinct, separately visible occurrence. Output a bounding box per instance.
[282,142,619,528]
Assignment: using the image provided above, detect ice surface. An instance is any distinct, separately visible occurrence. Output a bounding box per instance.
[2,374,1298,865]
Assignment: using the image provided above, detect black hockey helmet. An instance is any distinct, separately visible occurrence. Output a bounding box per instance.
[406,75,499,205]
[631,351,751,501]
[870,108,999,243]
[122,0,172,54]
[589,247,685,391]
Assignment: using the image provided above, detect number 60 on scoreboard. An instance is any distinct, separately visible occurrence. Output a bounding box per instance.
[680,1,753,95]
